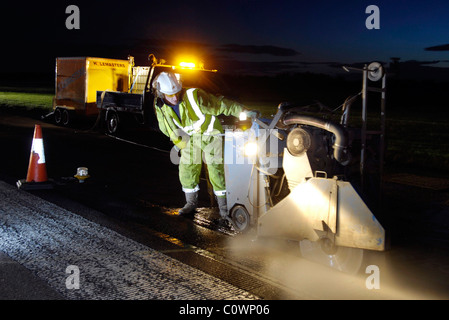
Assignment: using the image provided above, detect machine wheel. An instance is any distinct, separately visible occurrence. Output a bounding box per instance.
[299,238,364,274]
[106,110,119,135]
[230,205,251,232]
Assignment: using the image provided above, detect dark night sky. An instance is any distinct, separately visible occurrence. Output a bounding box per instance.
[1,0,449,78]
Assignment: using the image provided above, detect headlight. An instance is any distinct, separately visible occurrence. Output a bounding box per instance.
[244,142,258,157]
[239,112,247,121]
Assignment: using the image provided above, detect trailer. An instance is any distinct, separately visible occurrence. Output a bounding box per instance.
[53,57,130,126]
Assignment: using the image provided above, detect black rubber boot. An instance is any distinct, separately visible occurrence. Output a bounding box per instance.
[215,196,234,230]
[216,196,228,219]
[178,192,198,216]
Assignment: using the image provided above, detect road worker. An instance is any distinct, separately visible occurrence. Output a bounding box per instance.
[152,71,252,227]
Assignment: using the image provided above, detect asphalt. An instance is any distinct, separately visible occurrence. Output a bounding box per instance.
[0,250,63,300]
[0,180,258,300]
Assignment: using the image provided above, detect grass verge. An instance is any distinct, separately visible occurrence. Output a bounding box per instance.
[0,91,54,111]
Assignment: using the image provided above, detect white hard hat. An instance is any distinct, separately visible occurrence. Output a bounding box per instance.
[153,72,182,95]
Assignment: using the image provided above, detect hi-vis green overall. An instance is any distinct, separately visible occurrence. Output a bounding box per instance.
[155,88,244,197]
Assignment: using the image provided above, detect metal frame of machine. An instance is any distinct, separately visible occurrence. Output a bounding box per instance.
[224,62,387,273]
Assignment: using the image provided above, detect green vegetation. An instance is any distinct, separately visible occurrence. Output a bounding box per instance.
[386,118,449,173]
[0,90,53,111]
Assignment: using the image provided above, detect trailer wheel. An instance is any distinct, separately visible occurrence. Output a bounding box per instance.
[54,108,62,125]
[106,110,119,134]
[62,109,70,126]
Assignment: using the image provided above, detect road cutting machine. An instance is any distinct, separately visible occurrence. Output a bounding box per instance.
[224,62,387,273]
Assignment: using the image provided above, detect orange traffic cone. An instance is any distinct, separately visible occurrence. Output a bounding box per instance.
[17,124,53,190]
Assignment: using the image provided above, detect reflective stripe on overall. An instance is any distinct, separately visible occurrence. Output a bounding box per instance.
[177,89,226,197]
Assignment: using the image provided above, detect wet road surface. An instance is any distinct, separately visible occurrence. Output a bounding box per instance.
[0,110,448,300]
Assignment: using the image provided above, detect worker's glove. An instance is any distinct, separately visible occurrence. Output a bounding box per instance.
[246,110,260,119]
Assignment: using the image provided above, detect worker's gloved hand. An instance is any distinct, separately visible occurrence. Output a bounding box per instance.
[246,110,260,119]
